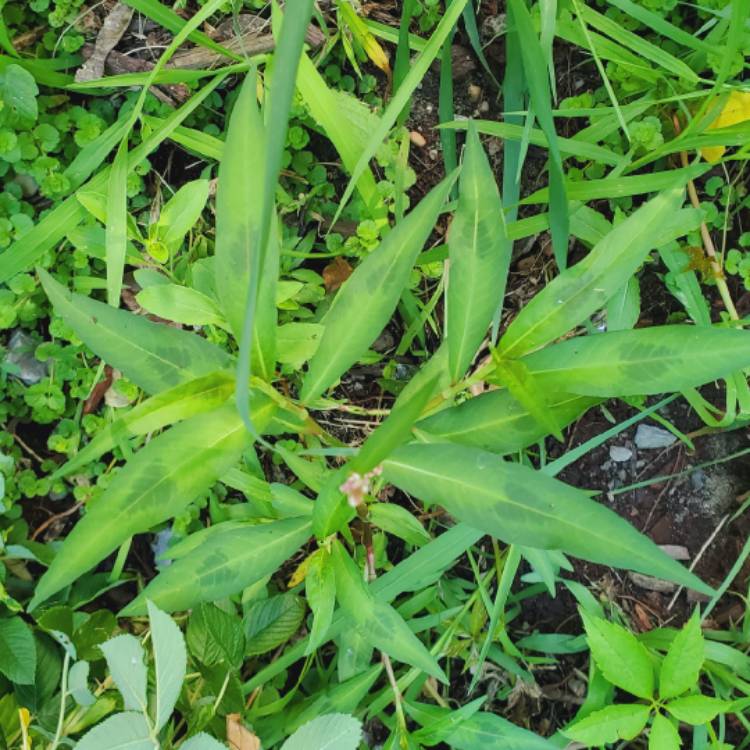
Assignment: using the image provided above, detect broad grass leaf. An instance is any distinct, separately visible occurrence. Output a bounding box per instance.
[214,72,277,378]
[414,389,595,453]
[507,0,568,267]
[330,0,469,228]
[447,121,510,382]
[121,518,311,614]
[649,712,681,750]
[581,611,654,699]
[105,140,129,306]
[666,695,730,724]
[99,635,147,712]
[520,326,750,396]
[29,403,261,611]
[0,618,36,684]
[137,284,228,329]
[281,713,362,750]
[39,269,231,394]
[74,712,152,750]
[369,503,430,547]
[607,276,640,331]
[244,594,306,656]
[383,443,712,594]
[350,369,440,475]
[296,56,380,210]
[157,178,210,250]
[235,2,314,431]
[52,371,236,479]
[659,611,704,700]
[499,188,686,358]
[564,704,651,745]
[300,176,454,403]
[305,548,336,655]
[406,703,558,749]
[147,600,186,731]
[331,540,447,682]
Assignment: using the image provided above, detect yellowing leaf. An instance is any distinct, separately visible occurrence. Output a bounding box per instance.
[701,91,750,163]
[339,1,391,75]
[227,713,261,750]
[288,551,316,588]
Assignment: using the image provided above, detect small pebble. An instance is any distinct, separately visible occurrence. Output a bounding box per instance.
[609,445,633,463]
[468,83,482,101]
[479,100,489,113]
[634,423,677,450]
[409,130,426,148]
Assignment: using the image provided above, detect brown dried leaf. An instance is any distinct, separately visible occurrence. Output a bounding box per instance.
[323,257,353,294]
[227,714,261,750]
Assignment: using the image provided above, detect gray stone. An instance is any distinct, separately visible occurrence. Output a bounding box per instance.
[634,424,677,450]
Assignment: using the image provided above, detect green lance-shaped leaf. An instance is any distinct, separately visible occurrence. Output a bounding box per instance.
[447,121,511,381]
[147,600,186,732]
[29,402,269,611]
[519,325,750,397]
[214,71,277,379]
[136,283,228,330]
[414,389,596,453]
[498,188,687,358]
[300,175,455,403]
[121,517,311,615]
[305,548,336,655]
[330,540,448,683]
[383,443,712,594]
[39,269,231,395]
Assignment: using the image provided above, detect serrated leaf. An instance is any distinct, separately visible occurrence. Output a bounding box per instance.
[39,269,231,395]
[121,518,311,614]
[281,713,362,750]
[564,704,651,745]
[666,695,729,725]
[300,176,455,402]
[649,712,681,750]
[74,711,153,750]
[305,548,336,654]
[0,617,36,684]
[581,611,655,699]
[187,603,245,669]
[99,635,147,712]
[147,600,186,732]
[30,403,258,611]
[447,121,510,381]
[383,443,712,595]
[660,611,704,700]
[244,594,306,656]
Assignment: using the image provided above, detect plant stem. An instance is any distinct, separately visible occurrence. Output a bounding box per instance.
[49,651,70,750]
